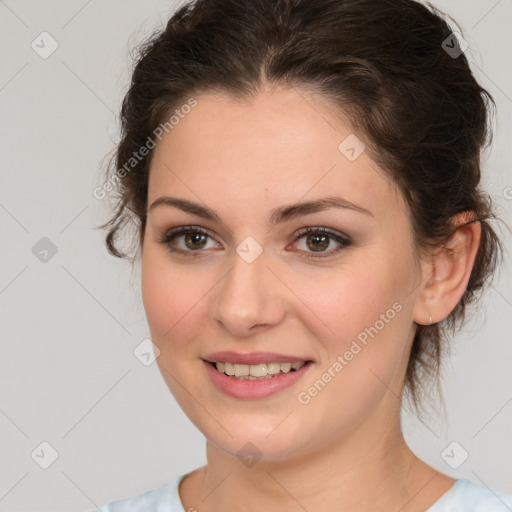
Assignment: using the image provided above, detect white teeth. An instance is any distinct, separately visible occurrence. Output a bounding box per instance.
[280,362,292,373]
[214,361,306,378]
[250,363,268,377]
[266,362,281,375]
[234,364,249,377]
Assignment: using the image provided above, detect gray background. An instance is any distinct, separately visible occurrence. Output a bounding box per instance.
[0,1,511,510]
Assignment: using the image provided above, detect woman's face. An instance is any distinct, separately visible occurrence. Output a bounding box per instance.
[141,85,424,462]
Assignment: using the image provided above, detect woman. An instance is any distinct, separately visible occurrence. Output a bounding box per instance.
[93,0,511,510]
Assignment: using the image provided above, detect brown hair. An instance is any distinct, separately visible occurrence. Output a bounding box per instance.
[99,0,503,414]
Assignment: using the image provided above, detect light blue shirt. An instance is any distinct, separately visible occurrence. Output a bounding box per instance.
[91,475,512,511]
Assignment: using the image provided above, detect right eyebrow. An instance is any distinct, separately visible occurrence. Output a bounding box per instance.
[148,197,221,221]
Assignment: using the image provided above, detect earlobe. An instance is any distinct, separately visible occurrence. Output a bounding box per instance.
[413,213,481,326]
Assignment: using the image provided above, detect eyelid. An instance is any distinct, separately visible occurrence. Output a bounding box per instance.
[159,225,221,250]
[293,226,351,244]
[290,226,352,260]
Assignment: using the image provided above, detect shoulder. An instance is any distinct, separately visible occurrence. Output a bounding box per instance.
[428,478,512,511]
[88,474,187,512]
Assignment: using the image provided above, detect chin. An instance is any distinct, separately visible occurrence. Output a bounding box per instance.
[211,431,311,465]
[196,412,317,463]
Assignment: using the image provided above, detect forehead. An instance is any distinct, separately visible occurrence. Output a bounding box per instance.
[148,86,406,222]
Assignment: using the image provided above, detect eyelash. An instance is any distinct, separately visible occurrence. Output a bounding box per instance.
[159,225,352,260]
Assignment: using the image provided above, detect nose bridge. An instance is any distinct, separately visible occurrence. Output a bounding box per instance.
[211,242,285,336]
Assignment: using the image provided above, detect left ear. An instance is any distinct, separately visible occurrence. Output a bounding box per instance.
[412,212,481,325]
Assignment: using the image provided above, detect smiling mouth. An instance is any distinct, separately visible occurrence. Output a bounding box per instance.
[209,361,310,380]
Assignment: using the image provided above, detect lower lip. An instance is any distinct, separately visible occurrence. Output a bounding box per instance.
[203,360,313,399]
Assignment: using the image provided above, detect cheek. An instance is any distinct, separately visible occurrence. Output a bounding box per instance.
[141,249,207,348]
[297,264,404,341]
[292,247,414,377]
[289,258,413,432]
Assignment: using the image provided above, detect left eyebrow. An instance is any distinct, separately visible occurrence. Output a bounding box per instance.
[147,195,373,225]
[269,196,373,224]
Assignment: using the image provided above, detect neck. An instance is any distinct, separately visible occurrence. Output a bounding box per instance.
[181,401,449,512]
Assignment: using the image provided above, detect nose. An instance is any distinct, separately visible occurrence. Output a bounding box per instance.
[210,247,287,337]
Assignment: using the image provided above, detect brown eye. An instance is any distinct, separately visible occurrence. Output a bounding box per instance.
[183,232,208,250]
[304,232,330,252]
[160,226,220,256]
[292,227,352,259]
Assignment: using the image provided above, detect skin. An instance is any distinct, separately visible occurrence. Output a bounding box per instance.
[141,83,481,512]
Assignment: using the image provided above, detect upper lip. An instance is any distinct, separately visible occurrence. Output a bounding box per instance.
[203,351,312,365]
